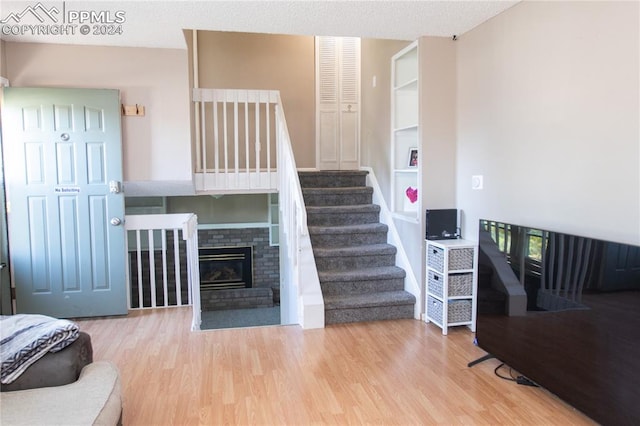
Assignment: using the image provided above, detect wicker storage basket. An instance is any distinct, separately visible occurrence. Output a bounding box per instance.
[448,299,472,323]
[427,270,444,298]
[448,273,473,297]
[448,248,474,270]
[427,296,472,324]
[427,244,444,272]
[427,296,444,324]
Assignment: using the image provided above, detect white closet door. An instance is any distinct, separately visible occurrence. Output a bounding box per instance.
[316,36,360,170]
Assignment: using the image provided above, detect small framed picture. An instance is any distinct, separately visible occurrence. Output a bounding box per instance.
[408,148,418,168]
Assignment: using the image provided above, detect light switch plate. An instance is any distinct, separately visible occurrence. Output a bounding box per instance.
[472,175,483,190]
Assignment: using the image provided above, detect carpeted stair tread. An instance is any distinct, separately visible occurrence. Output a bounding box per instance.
[324,291,416,310]
[305,204,381,227]
[308,223,388,236]
[305,204,380,215]
[309,223,388,247]
[299,170,368,177]
[302,187,373,206]
[299,171,368,188]
[302,187,373,195]
[313,243,396,259]
[319,266,405,283]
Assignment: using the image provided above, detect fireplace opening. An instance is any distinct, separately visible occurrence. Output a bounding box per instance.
[199,246,253,290]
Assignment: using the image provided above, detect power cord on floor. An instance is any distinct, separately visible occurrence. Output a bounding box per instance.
[494,363,516,382]
[494,363,539,387]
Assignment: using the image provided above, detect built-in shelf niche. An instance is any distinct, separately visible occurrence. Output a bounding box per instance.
[391,40,420,222]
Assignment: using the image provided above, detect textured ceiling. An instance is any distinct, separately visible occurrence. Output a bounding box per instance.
[0,1,519,48]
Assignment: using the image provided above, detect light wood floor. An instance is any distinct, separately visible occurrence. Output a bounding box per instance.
[76,307,594,425]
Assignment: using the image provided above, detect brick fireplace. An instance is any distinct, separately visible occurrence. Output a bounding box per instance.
[127,227,279,310]
[198,227,279,310]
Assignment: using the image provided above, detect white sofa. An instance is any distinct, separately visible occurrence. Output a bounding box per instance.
[0,361,122,426]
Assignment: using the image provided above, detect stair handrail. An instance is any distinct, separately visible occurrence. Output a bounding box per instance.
[275,94,324,329]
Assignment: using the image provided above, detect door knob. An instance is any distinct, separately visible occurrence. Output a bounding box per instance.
[110,217,122,226]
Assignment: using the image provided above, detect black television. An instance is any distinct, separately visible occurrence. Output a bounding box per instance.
[475,219,640,425]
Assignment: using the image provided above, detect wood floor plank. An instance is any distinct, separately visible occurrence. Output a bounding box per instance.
[76,308,595,425]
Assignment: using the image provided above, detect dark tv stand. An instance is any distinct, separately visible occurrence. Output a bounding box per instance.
[467,353,494,368]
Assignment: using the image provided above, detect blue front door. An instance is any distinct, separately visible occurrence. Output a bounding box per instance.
[1,87,127,317]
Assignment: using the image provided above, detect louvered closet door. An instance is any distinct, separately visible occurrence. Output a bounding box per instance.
[316,37,360,170]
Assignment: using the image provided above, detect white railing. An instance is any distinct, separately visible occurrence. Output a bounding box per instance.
[193,88,279,193]
[125,213,202,330]
[192,88,324,329]
[275,98,324,329]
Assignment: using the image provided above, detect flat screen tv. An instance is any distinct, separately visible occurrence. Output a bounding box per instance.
[475,220,640,425]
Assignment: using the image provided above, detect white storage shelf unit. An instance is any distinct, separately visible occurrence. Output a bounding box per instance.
[425,239,478,335]
[390,41,419,221]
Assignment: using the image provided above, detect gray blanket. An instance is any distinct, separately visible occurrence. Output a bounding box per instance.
[0,314,79,384]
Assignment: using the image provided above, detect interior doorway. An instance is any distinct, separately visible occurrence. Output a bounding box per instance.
[315,36,361,170]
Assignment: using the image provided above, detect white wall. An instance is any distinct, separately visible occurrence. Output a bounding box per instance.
[457,1,640,245]
[420,36,457,212]
[0,40,6,80]
[361,38,411,203]
[5,42,192,187]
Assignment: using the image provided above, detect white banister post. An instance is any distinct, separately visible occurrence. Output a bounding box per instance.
[161,229,169,306]
[136,230,143,307]
[148,230,156,308]
[173,229,182,306]
[244,91,250,176]
[125,231,131,309]
[233,91,239,185]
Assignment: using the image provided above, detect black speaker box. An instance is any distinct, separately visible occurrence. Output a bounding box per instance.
[425,209,458,240]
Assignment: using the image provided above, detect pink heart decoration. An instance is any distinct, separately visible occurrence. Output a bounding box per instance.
[405,187,418,203]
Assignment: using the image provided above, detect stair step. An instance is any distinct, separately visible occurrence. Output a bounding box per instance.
[306,204,380,226]
[324,290,415,309]
[324,291,416,324]
[319,266,406,296]
[299,171,368,188]
[319,266,406,282]
[309,223,388,247]
[302,187,373,206]
[313,244,397,271]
